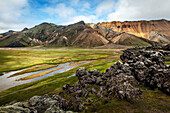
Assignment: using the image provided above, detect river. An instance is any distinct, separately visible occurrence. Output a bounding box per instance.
[0,61,92,92]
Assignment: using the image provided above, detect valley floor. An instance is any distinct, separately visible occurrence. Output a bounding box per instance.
[0,47,118,103]
[0,47,169,112]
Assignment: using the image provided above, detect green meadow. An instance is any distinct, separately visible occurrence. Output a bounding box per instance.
[0,48,115,74]
[0,48,169,112]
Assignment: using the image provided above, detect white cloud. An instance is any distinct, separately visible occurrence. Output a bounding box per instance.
[46,3,76,18]
[61,15,104,25]
[45,2,96,25]
[95,0,115,17]
[0,0,32,33]
[107,0,170,21]
[0,22,33,33]
[2,0,169,33]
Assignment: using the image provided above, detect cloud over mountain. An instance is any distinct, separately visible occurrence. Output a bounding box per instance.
[0,0,32,32]
[0,0,170,33]
[107,0,170,21]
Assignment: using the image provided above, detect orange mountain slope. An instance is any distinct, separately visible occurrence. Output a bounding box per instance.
[97,19,170,43]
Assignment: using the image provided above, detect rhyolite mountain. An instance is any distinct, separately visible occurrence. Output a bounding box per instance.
[0,20,169,47]
[98,19,170,44]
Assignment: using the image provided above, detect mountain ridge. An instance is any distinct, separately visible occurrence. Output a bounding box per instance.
[0,19,169,48]
[97,19,170,43]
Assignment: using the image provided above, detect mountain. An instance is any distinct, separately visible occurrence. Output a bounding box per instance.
[0,30,16,38]
[48,21,109,47]
[149,31,170,43]
[70,28,109,47]
[107,32,151,46]
[97,19,170,44]
[0,20,166,48]
[0,21,112,47]
[93,24,157,46]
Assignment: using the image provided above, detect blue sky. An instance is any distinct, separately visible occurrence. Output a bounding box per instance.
[0,0,170,33]
[26,0,117,24]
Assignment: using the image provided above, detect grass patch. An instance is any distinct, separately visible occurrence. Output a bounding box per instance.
[86,59,120,73]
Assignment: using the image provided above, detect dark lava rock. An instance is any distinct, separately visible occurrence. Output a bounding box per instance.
[0,94,73,113]
[120,48,170,95]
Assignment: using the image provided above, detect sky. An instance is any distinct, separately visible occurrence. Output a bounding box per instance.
[0,0,170,33]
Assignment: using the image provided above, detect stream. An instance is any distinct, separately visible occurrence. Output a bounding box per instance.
[0,61,92,92]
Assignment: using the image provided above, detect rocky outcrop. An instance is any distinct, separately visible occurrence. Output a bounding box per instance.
[59,64,142,111]
[59,45,170,111]
[120,48,170,94]
[98,19,170,43]
[0,94,73,113]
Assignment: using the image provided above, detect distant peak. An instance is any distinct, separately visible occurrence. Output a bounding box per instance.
[22,27,28,31]
[8,30,14,32]
[69,21,85,26]
[41,22,49,24]
[40,22,51,25]
[76,21,85,25]
[34,22,53,28]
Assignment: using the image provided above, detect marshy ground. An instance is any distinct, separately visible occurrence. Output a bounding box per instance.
[0,47,169,112]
